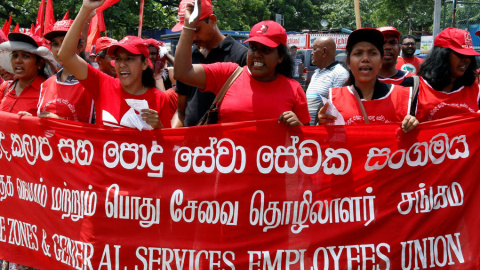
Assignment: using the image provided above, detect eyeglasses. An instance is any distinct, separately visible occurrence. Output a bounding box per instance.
[402,42,415,47]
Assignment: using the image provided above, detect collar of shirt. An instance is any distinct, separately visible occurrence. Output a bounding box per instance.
[316,61,340,73]
[56,69,78,84]
[354,80,391,100]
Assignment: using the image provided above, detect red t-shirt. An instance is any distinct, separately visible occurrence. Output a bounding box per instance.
[0,77,45,116]
[396,56,424,75]
[378,70,413,85]
[415,77,480,122]
[202,63,310,124]
[38,76,94,123]
[79,65,171,128]
[165,88,178,117]
[331,85,411,125]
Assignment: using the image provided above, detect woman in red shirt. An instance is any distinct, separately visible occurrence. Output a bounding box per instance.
[0,32,57,115]
[174,3,310,126]
[58,0,171,129]
[317,28,418,132]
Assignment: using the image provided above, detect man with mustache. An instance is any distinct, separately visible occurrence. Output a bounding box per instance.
[377,26,412,85]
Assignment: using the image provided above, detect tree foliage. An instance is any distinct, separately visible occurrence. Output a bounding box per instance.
[0,0,447,38]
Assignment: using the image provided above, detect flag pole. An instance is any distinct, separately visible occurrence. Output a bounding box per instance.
[138,0,145,37]
[354,0,362,29]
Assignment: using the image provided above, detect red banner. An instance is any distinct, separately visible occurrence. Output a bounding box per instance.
[0,111,479,269]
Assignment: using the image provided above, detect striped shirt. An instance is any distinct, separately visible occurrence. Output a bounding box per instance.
[306,61,349,125]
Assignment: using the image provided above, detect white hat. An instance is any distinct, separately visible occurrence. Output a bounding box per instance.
[0,41,57,77]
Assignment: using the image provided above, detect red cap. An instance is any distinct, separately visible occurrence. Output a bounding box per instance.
[475,30,480,38]
[172,0,214,32]
[144,38,160,50]
[107,36,152,67]
[44,20,74,41]
[377,26,401,42]
[95,37,118,53]
[434,27,480,56]
[244,20,287,47]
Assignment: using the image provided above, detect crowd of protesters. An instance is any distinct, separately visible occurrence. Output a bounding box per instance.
[1,0,480,268]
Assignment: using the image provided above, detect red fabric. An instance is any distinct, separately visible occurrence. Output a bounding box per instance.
[12,23,19,33]
[165,87,177,117]
[330,84,411,124]
[37,76,94,123]
[202,63,310,124]
[44,0,55,35]
[2,13,12,36]
[415,76,480,122]
[62,10,69,20]
[0,112,479,269]
[35,0,45,37]
[395,56,424,74]
[79,64,171,128]
[0,77,45,115]
[138,0,145,37]
[0,80,11,98]
[86,15,101,53]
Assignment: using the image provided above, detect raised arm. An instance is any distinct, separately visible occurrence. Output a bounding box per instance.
[58,0,105,80]
[173,0,207,89]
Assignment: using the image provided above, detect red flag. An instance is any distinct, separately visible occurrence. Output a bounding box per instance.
[13,23,19,33]
[86,15,101,53]
[2,13,13,36]
[28,23,35,35]
[97,0,121,12]
[138,0,145,37]
[44,0,55,35]
[35,0,46,37]
[62,10,69,20]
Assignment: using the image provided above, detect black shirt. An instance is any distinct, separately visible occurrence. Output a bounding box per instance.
[175,35,248,126]
[354,80,391,100]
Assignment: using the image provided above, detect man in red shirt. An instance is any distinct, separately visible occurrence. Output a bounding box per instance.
[377,26,411,85]
[396,34,424,74]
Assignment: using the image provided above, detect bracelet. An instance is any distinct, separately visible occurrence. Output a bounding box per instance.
[183,25,196,31]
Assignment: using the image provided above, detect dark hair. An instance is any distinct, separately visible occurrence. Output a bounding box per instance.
[35,55,47,78]
[401,35,416,43]
[97,49,108,58]
[419,47,478,91]
[276,44,293,78]
[141,55,156,88]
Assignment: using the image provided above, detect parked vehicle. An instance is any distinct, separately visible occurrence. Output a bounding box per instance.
[296,49,347,91]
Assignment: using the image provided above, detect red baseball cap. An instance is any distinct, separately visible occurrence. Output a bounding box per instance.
[244,20,287,48]
[434,27,480,56]
[144,38,160,50]
[475,30,480,38]
[172,0,214,32]
[44,20,74,41]
[95,37,118,53]
[377,26,401,42]
[107,36,153,67]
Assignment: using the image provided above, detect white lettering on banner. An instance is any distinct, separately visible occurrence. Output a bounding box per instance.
[7,218,38,251]
[0,132,12,161]
[0,216,6,242]
[365,133,469,171]
[51,184,97,221]
[175,137,246,174]
[52,234,94,270]
[257,136,351,175]
[250,189,375,234]
[16,178,47,207]
[0,175,14,202]
[401,233,464,269]
[170,190,239,225]
[311,243,391,270]
[248,249,306,270]
[57,139,94,165]
[10,133,53,165]
[397,182,463,215]
[135,247,235,270]
[103,141,164,178]
[105,184,160,228]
